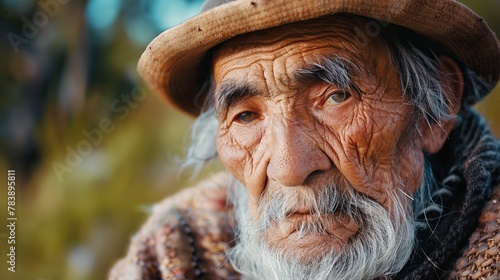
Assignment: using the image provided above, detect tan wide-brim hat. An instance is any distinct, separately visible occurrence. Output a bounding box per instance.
[138,0,500,116]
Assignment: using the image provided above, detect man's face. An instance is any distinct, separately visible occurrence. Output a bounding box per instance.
[213,15,424,266]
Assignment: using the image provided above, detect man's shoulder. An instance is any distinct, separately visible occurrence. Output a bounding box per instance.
[150,171,231,222]
[109,172,239,280]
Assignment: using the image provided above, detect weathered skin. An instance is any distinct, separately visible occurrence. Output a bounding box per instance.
[212,16,458,259]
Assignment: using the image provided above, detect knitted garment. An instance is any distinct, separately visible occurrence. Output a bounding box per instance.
[109,109,499,280]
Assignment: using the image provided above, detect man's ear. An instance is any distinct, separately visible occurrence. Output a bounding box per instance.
[420,56,464,154]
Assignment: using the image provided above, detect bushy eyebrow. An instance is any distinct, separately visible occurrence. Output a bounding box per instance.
[296,56,361,91]
[214,82,258,117]
[214,57,361,116]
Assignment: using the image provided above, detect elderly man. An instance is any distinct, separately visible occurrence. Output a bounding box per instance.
[110,0,500,279]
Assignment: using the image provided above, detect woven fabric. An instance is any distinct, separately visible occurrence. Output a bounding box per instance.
[451,185,500,279]
[109,173,238,279]
[109,109,500,279]
[137,0,500,115]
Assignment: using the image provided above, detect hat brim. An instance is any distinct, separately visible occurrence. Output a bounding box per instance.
[138,0,500,116]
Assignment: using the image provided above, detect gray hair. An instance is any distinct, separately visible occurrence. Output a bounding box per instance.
[384,33,493,128]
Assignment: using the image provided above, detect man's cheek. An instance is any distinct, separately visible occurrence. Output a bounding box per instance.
[321,116,373,173]
[321,117,395,206]
[217,137,248,182]
[398,142,425,194]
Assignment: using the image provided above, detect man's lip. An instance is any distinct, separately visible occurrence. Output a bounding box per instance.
[272,211,360,243]
[293,208,312,215]
[285,210,314,218]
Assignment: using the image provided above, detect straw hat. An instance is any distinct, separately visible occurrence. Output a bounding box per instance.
[138,0,500,116]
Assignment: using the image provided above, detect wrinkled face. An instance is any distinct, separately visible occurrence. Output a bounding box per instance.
[213,16,425,263]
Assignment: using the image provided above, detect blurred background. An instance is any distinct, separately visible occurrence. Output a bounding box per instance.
[0,0,499,279]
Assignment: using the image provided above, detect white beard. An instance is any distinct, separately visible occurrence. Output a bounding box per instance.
[226,176,416,280]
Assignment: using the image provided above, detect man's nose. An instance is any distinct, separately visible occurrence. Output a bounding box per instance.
[266,121,332,186]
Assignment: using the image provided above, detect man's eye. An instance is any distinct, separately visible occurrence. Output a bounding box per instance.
[328,90,351,104]
[235,111,260,123]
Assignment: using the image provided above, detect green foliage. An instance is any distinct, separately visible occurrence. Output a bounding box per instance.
[0,1,498,279]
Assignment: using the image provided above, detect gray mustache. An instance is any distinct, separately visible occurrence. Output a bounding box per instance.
[258,182,368,228]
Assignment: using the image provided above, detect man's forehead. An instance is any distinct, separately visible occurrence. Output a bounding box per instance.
[215,14,373,53]
[211,14,382,80]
